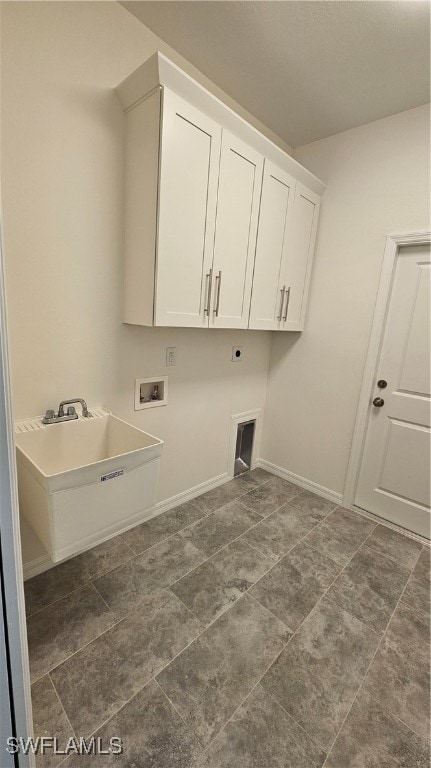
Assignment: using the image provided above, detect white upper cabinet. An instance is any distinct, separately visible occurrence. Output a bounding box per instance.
[210,132,263,329]
[249,162,296,331]
[156,89,221,327]
[116,53,325,331]
[282,183,320,331]
[249,168,320,332]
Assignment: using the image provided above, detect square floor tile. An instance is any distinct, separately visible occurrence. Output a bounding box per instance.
[24,536,133,617]
[260,598,379,751]
[200,685,326,768]
[402,547,430,615]
[326,545,410,634]
[241,503,320,562]
[170,539,272,625]
[180,501,261,557]
[239,477,301,517]
[289,490,337,521]
[305,507,375,566]
[363,601,430,741]
[324,690,430,768]
[51,589,202,737]
[191,479,249,514]
[121,501,205,555]
[365,525,423,570]
[157,594,290,747]
[93,534,205,617]
[31,676,74,768]
[27,584,116,683]
[63,680,202,767]
[250,541,341,629]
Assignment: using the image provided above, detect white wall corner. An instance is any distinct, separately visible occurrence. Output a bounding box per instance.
[256,458,343,506]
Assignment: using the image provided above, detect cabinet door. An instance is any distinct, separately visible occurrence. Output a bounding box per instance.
[210,131,263,329]
[248,161,296,330]
[155,89,222,327]
[282,183,320,331]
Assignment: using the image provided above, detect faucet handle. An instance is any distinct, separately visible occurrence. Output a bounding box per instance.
[67,406,76,417]
[46,409,55,419]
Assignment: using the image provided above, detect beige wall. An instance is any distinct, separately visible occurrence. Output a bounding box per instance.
[1,1,271,503]
[2,1,429,519]
[262,104,430,496]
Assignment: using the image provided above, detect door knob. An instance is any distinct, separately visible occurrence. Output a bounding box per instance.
[377,379,387,389]
[373,397,384,408]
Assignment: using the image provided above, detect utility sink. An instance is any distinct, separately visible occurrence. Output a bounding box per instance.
[15,411,163,562]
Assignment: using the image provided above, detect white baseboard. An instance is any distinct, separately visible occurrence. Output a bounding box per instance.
[22,465,344,581]
[155,472,230,513]
[23,554,52,581]
[22,471,231,580]
[256,459,343,506]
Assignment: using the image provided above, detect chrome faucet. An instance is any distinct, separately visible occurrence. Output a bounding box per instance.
[58,398,91,418]
[42,398,92,425]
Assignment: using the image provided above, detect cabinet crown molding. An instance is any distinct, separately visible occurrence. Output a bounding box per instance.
[116,51,326,197]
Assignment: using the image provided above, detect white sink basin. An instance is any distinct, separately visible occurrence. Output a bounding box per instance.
[16,411,163,562]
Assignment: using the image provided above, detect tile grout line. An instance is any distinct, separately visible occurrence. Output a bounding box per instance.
[25,546,139,620]
[366,690,430,745]
[149,494,376,668]
[246,591,296,634]
[27,485,371,690]
[24,483,254,618]
[56,587,208,745]
[243,524,386,756]
[88,580,117,616]
[30,477,407,758]
[173,520,379,763]
[153,679,208,752]
[69,590,275,746]
[166,498,301,592]
[60,585,295,753]
[167,486,342,601]
[41,499,420,765]
[48,671,78,741]
[30,610,125,687]
[320,550,427,766]
[197,630,294,758]
[23,474,315,618]
[361,541,424,572]
[29,481,286,686]
[241,509,376,606]
[399,597,430,619]
[262,684,329,757]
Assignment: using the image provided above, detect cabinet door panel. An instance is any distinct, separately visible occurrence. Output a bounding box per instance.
[211,132,263,329]
[155,89,221,327]
[283,183,320,331]
[248,162,296,330]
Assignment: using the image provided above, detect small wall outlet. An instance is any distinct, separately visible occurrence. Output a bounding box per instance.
[166,347,177,366]
[232,346,243,362]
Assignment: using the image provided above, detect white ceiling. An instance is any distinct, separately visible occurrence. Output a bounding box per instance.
[121,0,430,148]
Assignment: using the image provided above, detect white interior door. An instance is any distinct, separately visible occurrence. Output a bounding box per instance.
[356,244,431,538]
[155,88,221,327]
[210,131,263,329]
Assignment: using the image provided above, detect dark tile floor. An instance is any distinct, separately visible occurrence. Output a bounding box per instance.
[25,469,430,767]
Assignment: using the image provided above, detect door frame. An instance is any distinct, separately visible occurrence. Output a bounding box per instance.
[343,230,431,519]
[0,211,35,765]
